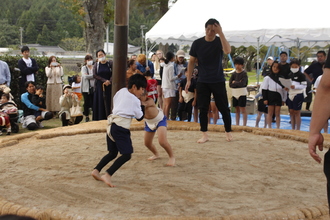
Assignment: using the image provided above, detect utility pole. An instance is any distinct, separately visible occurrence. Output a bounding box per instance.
[19,27,23,46]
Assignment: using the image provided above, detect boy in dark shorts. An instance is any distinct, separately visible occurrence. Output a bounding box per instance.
[91,74,147,187]
[229,57,248,126]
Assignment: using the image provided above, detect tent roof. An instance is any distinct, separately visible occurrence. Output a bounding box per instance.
[146,0,330,47]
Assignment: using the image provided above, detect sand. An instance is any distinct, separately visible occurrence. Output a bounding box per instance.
[0,121,329,220]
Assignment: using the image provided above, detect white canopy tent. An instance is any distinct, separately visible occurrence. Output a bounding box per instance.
[146,0,330,49]
[146,0,330,83]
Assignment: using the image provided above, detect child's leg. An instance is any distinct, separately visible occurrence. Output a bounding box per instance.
[294,110,301,130]
[235,106,240,125]
[102,153,131,187]
[240,106,247,126]
[144,131,159,160]
[157,126,175,166]
[255,111,262,127]
[186,99,193,122]
[263,113,267,128]
[92,135,118,181]
[61,113,69,126]
[275,106,281,129]
[266,106,274,128]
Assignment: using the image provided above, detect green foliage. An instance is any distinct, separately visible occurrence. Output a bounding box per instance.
[59,37,86,51]
[0,20,20,47]
[0,55,55,108]
[0,0,83,46]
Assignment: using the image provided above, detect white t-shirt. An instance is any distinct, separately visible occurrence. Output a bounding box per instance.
[72,82,81,93]
[112,88,143,119]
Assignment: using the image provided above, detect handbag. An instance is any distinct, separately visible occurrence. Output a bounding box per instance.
[70,103,83,117]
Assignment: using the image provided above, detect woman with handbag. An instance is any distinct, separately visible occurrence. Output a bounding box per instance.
[59,85,83,126]
[81,55,95,122]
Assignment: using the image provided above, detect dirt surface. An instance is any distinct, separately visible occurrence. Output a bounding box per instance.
[0,121,329,219]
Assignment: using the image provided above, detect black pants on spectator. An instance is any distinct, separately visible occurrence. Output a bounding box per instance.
[82,92,93,117]
[197,82,232,132]
[178,99,194,122]
[61,112,83,126]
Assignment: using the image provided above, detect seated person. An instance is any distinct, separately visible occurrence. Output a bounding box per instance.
[0,93,14,135]
[31,85,52,127]
[59,85,83,126]
[20,81,53,130]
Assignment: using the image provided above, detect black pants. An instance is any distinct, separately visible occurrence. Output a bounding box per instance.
[196,82,232,132]
[61,112,83,126]
[170,90,179,120]
[324,149,330,212]
[178,99,194,122]
[94,135,131,176]
[82,92,94,117]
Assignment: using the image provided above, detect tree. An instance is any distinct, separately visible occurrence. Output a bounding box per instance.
[60,0,114,56]
[0,20,19,46]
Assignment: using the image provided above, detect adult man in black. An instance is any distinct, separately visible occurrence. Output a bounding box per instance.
[185,18,232,143]
[304,50,326,84]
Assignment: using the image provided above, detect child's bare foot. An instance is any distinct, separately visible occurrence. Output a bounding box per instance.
[101,173,115,187]
[147,155,159,161]
[91,169,102,181]
[166,157,176,166]
[197,133,209,143]
[225,132,233,142]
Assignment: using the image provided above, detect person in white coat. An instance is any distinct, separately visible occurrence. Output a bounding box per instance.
[45,56,63,114]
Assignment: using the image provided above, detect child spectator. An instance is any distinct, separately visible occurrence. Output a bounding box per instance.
[31,85,49,127]
[286,58,307,130]
[262,61,287,129]
[178,67,197,122]
[229,57,248,126]
[255,84,268,128]
[140,90,175,166]
[72,75,82,101]
[91,74,147,187]
[0,93,13,135]
[144,70,158,103]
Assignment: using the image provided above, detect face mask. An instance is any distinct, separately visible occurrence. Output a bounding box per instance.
[99,56,106,62]
[160,62,165,67]
[290,68,299,73]
[87,60,93,65]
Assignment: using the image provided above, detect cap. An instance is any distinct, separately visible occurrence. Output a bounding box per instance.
[176,50,185,58]
[267,56,274,60]
[63,85,72,91]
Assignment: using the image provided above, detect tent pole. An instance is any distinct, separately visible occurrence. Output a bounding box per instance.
[257,37,260,85]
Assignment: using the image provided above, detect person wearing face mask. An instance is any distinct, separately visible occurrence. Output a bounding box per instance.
[81,54,95,122]
[45,55,64,116]
[286,58,307,130]
[93,49,112,121]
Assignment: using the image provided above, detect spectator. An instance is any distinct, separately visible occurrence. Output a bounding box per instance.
[45,56,63,115]
[170,50,188,120]
[93,49,112,120]
[71,75,82,101]
[262,56,274,77]
[279,51,291,79]
[31,85,51,127]
[178,68,196,122]
[59,85,83,126]
[18,46,39,94]
[0,60,11,87]
[262,61,287,129]
[229,57,248,126]
[286,58,307,130]
[136,54,154,77]
[20,81,52,130]
[126,59,142,84]
[81,54,95,122]
[162,52,183,119]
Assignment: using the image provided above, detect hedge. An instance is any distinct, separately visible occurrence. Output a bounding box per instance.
[0,55,59,109]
